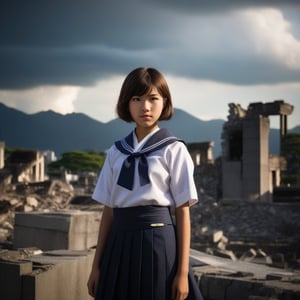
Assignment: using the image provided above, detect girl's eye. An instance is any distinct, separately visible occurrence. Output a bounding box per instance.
[150,97,159,101]
[131,97,140,102]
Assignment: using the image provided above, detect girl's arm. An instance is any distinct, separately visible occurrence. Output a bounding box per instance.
[87,205,113,297]
[172,201,191,300]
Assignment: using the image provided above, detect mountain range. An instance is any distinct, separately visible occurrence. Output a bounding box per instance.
[0,102,299,158]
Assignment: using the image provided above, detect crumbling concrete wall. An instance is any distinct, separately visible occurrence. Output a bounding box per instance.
[222,100,294,202]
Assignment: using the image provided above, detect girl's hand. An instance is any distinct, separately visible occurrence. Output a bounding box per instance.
[171,273,189,300]
[87,206,113,297]
[87,268,100,298]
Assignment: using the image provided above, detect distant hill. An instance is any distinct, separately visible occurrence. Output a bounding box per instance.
[0,102,298,158]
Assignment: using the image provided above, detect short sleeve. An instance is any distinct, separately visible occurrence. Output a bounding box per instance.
[167,142,198,207]
[92,148,114,207]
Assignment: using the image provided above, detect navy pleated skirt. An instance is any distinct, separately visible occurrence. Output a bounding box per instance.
[95,205,203,300]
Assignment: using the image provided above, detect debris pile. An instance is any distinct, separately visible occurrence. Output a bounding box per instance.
[0,181,299,272]
[190,191,300,270]
[0,180,75,245]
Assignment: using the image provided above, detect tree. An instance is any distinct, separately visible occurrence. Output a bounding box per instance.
[48,151,105,173]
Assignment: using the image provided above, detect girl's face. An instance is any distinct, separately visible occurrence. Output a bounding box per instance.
[129,87,165,133]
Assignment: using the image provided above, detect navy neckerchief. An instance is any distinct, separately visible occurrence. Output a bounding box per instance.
[115,128,183,190]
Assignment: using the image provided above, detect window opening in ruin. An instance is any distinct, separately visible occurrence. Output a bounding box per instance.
[271,170,277,188]
[228,129,243,161]
[32,165,36,180]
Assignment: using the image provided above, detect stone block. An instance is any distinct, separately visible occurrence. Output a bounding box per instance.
[0,260,32,300]
[201,274,232,300]
[13,210,100,251]
[226,278,262,300]
[22,250,94,300]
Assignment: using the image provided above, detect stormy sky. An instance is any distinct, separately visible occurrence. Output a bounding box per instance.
[0,0,299,128]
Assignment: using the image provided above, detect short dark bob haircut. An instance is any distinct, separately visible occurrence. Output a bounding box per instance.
[116,67,174,122]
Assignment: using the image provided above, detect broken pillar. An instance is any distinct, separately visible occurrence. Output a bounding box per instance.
[0,141,4,169]
[243,114,270,201]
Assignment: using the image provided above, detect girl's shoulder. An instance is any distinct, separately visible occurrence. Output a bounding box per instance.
[165,139,187,152]
[107,143,120,155]
[162,140,190,161]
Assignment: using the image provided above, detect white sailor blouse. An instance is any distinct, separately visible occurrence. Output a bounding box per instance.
[92,128,198,208]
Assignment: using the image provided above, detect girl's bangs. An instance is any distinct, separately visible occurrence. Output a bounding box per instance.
[132,82,153,97]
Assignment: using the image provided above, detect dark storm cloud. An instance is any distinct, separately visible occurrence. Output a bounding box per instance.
[0,0,179,88]
[0,1,174,48]
[0,0,299,89]
[151,0,300,13]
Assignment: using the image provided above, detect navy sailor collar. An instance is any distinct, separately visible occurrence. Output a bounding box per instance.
[114,128,183,190]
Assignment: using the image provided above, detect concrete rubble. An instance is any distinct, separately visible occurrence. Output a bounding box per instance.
[0,180,299,300]
[189,192,300,300]
[0,180,77,246]
[190,192,300,270]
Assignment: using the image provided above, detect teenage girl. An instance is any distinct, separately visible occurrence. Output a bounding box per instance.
[87,67,203,300]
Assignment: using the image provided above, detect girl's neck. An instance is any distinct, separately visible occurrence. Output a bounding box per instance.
[134,124,159,142]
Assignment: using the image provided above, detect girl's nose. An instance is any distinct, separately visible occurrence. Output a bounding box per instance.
[142,99,151,111]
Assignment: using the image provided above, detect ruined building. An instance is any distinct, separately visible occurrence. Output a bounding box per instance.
[0,144,45,189]
[222,100,294,202]
[187,141,220,200]
[187,142,215,166]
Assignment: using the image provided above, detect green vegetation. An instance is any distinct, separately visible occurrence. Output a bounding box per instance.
[4,146,15,157]
[48,151,105,173]
[281,133,300,186]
